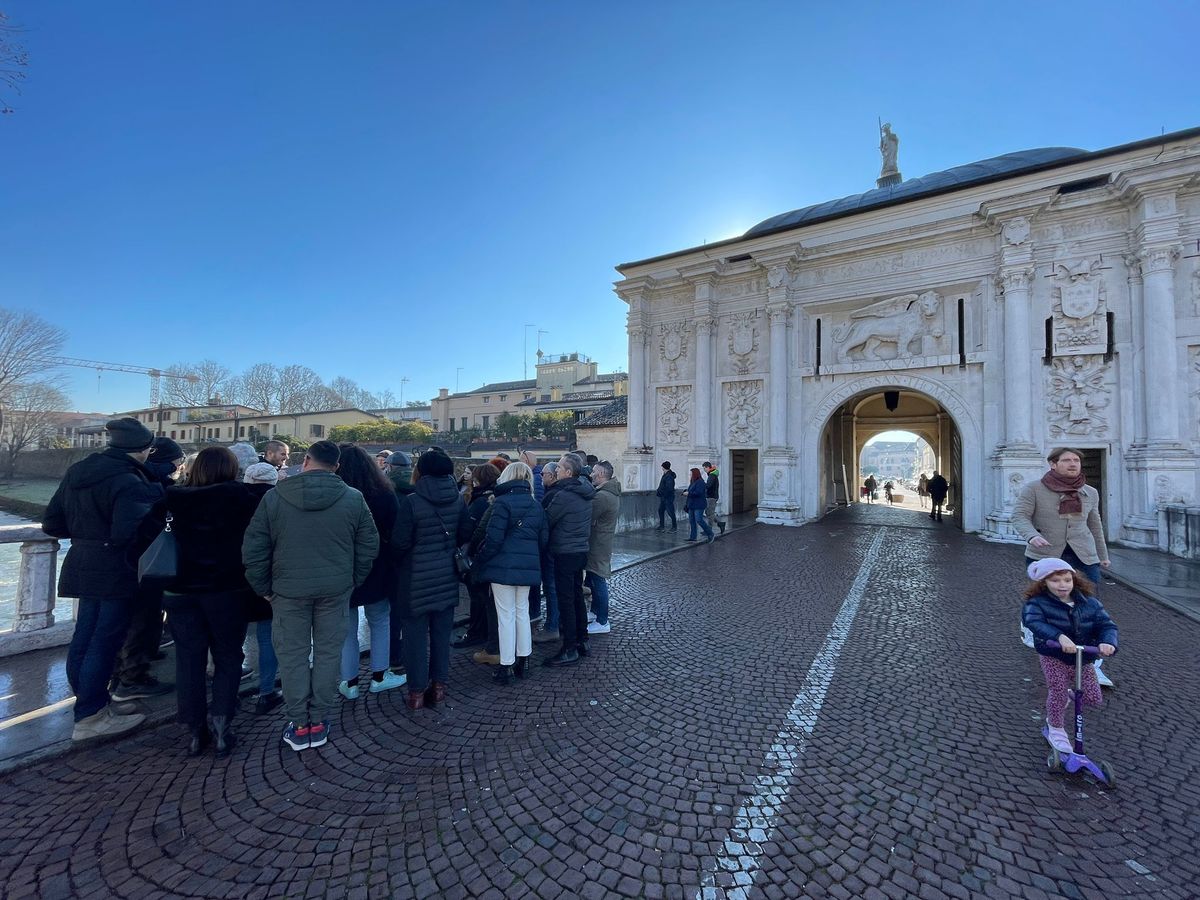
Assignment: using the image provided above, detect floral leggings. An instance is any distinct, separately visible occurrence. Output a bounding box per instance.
[1041,654,1102,728]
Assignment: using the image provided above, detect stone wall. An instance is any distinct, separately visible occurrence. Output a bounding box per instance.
[616,489,682,533]
[11,448,93,480]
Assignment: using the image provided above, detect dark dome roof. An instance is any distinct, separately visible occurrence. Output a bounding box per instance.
[744,147,1087,238]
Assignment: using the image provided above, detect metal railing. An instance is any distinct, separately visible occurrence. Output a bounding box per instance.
[0,525,73,657]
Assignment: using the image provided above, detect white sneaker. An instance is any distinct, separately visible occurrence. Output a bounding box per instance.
[1094,660,1114,689]
[369,671,407,693]
[338,680,360,700]
[587,611,596,623]
[71,706,146,741]
[587,621,611,635]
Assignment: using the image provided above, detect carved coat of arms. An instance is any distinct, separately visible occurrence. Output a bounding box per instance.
[658,322,690,379]
[727,311,759,375]
[1052,260,1106,354]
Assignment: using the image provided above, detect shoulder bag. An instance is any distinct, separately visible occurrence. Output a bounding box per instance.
[138,513,178,587]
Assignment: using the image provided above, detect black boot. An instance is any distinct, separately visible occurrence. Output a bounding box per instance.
[210,716,236,759]
[493,665,512,684]
[514,656,529,679]
[187,725,210,757]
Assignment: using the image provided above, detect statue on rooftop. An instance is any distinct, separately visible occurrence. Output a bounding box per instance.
[879,122,900,177]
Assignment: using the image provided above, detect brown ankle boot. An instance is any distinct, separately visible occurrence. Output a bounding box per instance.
[424,681,446,706]
[405,691,425,710]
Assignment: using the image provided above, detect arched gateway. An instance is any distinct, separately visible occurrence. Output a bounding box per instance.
[613,128,1200,553]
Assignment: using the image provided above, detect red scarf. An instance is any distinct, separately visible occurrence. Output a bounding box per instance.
[1041,470,1085,515]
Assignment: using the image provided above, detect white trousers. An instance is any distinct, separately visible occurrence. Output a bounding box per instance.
[492,584,531,666]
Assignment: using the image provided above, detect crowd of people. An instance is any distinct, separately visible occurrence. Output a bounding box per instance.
[43,418,627,755]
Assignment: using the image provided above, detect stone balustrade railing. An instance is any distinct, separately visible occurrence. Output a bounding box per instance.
[0,525,73,658]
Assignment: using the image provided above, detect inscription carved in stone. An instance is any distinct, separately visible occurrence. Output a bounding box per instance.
[725,380,763,445]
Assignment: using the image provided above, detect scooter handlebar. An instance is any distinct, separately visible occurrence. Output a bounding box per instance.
[1044,640,1101,655]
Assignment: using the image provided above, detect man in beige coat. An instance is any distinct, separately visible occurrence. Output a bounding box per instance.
[585,461,621,635]
[1011,446,1113,685]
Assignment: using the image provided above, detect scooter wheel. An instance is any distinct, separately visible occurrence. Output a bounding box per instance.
[1047,749,1062,771]
[1099,761,1116,787]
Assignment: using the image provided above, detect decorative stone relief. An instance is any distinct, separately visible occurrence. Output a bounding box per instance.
[1008,472,1025,504]
[656,385,691,445]
[624,465,639,491]
[1190,346,1200,441]
[830,290,945,362]
[1191,269,1200,316]
[1002,217,1030,246]
[796,238,993,288]
[1051,259,1108,356]
[1154,475,1191,507]
[726,311,760,375]
[716,277,765,300]
[657,321,691,379]
[765,466,787,498]
[1046,356,1111,438]
[725,380,763,445]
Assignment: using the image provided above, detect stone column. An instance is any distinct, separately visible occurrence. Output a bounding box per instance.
[1139,244,1182,446]
[767,302,791,449]
[693,316,715,452]
[626,325,647,449]
[1123,254,1147,444]
[998,268,1035,447]
[16,538,59,632]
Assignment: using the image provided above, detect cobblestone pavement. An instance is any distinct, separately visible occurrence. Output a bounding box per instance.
[3,507,1198,899]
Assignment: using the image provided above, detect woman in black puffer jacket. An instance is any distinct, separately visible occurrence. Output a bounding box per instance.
[455,463,500,658]
[472,463,548,683]
[133,446,269,758]
[391,449,472,710]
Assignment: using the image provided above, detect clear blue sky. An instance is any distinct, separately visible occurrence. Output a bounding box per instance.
[3,1,1196,413]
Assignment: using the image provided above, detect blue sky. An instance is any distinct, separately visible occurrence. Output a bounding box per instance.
[3,1,1197,413]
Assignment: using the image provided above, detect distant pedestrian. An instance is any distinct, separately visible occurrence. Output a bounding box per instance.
[686,468,715,543]
[1021,558,1117,753]
[472,462,547,683]
[702,461,725,535]
[390,448,472,710]
[242,463,284,715]
[864,474,878,503]
[655,461,677,532]
[542,454,595,667]
[242,440,379,752]
[927,472,948,521]
[585,460,620,635]
[336,445,406,700]
[917,473,929,508]
[43,418,162,741]
[135,446,269,758]
[884,480,895,505]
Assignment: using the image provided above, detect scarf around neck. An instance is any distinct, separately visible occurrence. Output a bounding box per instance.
[1042,470,1086,515]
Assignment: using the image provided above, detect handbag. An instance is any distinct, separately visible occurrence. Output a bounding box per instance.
[137,513,178,586]
[415,494,472,581]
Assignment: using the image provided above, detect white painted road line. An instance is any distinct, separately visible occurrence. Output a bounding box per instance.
[697,527,887,899]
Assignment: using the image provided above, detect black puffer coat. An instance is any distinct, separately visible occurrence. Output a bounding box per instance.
[544,476,595,554]
[42,448,164,600]
[473,480,548,586]
[350,489,399,607]
[391,475,472,618]
[134,481,267,595]
[655,470,676,499]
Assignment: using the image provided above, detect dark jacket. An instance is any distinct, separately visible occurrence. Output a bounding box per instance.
[473,480,548,586]
[686,478,709,511]
[242,470,379,601]
[134,481,268,595]
[704,468,720,500]
[350,488,400,607]
[531,465,545,503]
[1022,589,1119,666]
[927,474,949,500]
[42,448,164,600]
[388,468,415,496]
[466,487,496,545]
[656,470,677,499]
[544,476,595,554]
[391,474,472,618]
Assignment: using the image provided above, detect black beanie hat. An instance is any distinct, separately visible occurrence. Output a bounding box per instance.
[418,448,454,478]
[151,436,185,463]
[106,417,154,451]
[661,461,671,469]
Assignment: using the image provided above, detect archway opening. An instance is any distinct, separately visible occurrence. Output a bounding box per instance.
[858,430,936,508]
[818,387,963,527]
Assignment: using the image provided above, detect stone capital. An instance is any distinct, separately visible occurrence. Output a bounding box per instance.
[694,315,716,335]
[1138,244,1181,276]
[766,302,792,327]
[627,324,647,344]
[1122,253,1144,283]
[996,268,1034,295]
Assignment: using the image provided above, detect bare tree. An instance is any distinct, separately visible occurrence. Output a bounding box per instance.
[327,375,379,411]
[2,380,68,476]
[376,389,396,410]
[276,365,326,413]
[0,308,67,398]
[163,359,233,407]
[0,12,28,116]
[239,362,279,414]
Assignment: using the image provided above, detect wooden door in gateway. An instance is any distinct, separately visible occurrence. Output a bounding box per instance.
[730,450,759,514]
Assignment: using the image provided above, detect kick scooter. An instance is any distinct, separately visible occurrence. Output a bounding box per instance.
[1042,640,1115,787]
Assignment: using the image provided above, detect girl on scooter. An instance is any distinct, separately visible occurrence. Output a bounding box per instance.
[1021,558,1119,753]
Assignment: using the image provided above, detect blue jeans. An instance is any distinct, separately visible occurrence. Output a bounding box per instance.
[67,597,134,721]
[585,572,609,626]
[657,497,677,529]
[541,551,559,633]
[688,508,713,540]
[341,599,390,681]
[256,620,278,695]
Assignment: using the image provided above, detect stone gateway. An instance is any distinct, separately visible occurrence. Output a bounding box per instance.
[614,127,1200,555]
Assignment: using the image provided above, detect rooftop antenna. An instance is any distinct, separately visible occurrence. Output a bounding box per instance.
[536,329,549,362]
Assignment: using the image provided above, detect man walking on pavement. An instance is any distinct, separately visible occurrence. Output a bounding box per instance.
[702,461,725,535]
[585,461,620,636]
[242,440,379,751]
[110,436,185,702]
[542,454,595,667]
[927,471,949,522]
[655,461,677,532]
[43,418,164,741]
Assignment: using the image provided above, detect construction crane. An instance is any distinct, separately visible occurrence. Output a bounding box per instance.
[40,356,199,408]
